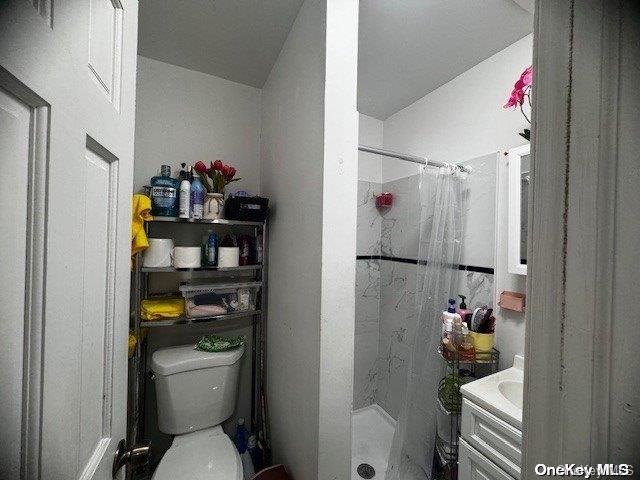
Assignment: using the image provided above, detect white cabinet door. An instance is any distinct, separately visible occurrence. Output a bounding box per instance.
[0,1,138,479]
[459,438,516,480]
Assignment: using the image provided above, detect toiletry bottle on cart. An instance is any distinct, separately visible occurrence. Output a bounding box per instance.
[150,165,179,217]
[179,166,191,218]
[447,298,456,314]
[458,324,476,362]
[190,175,205,219]
[457,294,472,319]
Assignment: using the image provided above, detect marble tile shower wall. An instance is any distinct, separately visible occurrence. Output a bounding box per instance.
[354,181,382,409]
[354,157,496,418]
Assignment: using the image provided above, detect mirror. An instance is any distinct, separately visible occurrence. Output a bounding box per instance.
[508,144,530,275]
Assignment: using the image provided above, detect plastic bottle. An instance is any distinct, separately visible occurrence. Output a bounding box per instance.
[447,298,456,314]
[150,165,179,217]
[190,175,205,219]
[235,418,248,454]
[178,166,191,218]
[247,434,262,472]
[241,450,255,479]
[458,324,476,362]
[457,294,472,319]
[441,322,456,359]
[452,313,463,347]
[206,231,218,266]
[442,311,455,336]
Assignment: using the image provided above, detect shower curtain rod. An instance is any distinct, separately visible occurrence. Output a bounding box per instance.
[358,145,472,173]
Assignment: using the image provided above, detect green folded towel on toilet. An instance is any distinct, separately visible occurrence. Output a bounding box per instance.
[195,334,245,352]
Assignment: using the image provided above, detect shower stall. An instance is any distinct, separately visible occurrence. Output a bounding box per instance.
[352,146,498,480]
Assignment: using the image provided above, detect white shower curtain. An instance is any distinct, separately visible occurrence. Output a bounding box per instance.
[385,164,466,480]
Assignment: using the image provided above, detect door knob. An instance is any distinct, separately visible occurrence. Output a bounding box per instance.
[112,439,151,478]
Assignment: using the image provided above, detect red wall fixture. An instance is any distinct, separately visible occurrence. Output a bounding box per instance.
[375,192,393,208]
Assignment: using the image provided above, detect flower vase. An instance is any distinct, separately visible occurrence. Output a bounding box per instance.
[203,193,224,220]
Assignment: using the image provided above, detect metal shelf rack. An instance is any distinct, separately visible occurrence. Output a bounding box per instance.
[129,216,269,466]
[434,347,499,480]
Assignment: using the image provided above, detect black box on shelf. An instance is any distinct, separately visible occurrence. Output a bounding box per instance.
[225,195,269,222]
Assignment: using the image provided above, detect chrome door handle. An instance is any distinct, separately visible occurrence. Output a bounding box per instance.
[112,439,151,478]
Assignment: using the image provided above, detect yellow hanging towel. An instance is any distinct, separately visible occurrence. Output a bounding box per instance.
[132,194,153,257]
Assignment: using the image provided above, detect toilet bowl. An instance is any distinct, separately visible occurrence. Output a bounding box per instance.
[150,344,245,479]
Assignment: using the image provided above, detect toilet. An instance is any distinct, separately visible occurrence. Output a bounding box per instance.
[150,344,245,480]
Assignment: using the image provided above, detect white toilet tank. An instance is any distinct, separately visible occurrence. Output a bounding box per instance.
[151,344,244,435]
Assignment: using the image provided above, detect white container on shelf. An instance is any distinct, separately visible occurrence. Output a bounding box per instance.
[218,247,240,268]
[143,238,174,267]
[173,246,201,268]
[179,282,261,318]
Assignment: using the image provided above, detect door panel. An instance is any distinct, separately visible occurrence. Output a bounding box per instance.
[78,145,119,475]
[0,86,32,480]
[0,0,139,478]
[88,0,123,107]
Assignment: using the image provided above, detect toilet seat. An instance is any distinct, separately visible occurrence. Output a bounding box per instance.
[152,426,242,480]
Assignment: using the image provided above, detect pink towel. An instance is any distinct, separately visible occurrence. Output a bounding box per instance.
[186,299,227,318]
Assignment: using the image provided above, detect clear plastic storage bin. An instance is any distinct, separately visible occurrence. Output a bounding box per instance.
[179,282,261,318]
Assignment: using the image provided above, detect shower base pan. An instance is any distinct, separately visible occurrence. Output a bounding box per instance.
[351,404,396,480]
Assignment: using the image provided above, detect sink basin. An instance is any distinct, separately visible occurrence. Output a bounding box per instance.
[498,380,523,409]
[460,355,524,429]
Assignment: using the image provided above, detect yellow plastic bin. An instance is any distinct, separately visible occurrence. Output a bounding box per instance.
[470,332,495,353]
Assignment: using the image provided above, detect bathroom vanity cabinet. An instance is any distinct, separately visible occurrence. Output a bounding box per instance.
[459,356,524,480]
[459,399,521,479]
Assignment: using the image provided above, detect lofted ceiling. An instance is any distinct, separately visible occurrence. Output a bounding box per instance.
[138,0,304,88]
[138,0,532,119]
[358,0,533,119]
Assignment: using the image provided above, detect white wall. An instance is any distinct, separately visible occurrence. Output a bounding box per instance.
[358,113,383,182]
[133,56,261,193]
[133,56,263,463]
[381,34,533,367]
[318,1,358,477]
[261,1,358,477]
[260,1,325,478]
[383,34,533,183]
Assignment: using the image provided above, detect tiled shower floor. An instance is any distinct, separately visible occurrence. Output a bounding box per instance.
[352,404,396,480]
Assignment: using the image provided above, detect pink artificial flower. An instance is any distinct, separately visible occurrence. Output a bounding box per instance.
[503,65,533,109]
[504,88,524,108]
[520,66,533,88]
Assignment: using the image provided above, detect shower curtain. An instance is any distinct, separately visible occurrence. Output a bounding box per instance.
[385,165,466,480]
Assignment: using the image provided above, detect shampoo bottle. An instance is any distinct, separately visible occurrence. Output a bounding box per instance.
[178,166,191,218]
[190,175,205,219]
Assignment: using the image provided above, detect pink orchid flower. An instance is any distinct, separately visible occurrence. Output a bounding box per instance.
[504,65,533,109]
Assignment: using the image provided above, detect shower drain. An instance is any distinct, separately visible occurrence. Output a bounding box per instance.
[357,463,376,479]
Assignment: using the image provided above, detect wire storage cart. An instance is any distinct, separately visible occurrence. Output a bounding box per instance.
[128,216,270,475]
[434,348,499,479]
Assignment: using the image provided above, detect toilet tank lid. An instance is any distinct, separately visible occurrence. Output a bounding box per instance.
[151,344,245,376]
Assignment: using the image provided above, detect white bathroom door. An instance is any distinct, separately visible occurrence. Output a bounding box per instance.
[0,1,138,479]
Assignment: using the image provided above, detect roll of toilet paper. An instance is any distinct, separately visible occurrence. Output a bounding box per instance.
[217,247,240,268]
[143,238,174,268]
[173,247,202,269]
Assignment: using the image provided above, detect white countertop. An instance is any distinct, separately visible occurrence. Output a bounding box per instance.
[460,355,524,430]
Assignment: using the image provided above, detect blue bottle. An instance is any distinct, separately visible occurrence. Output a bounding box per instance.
[206,231,218,266]
[190,176,205,219]
[150,165,179,217]
[447,298,456,313]
[235,418,248,454]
